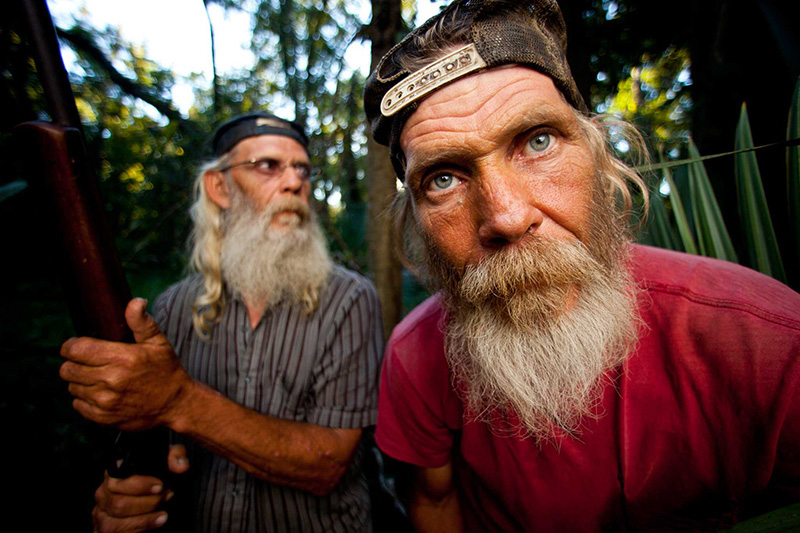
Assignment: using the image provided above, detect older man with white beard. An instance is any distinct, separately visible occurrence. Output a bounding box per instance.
[60,112,384,532]
[364,0,800,531]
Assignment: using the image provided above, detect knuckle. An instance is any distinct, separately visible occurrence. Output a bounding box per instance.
[58,361,71,379]
[114,352,132,370]
[95,483,107,505]
[106,476,122,493]
[108,496,130,517]
[96,390,119,411]
[69,337,92,354]
[61,337,79,356]
[104,372,123,391]
[72,398,88,414]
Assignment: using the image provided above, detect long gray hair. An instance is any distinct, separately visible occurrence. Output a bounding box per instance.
[188,154,231,340]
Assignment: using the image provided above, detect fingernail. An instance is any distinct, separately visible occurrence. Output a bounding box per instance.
[151,484,163,494]
[165,490,175,501]
[155,513,168,526]
[177,457,188,466]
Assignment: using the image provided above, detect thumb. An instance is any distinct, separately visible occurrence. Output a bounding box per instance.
[125,298,166,345]
[167,444,190,474]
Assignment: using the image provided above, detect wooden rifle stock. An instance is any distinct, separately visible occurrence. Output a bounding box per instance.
[15,123,133,342]
[14,0,171,484]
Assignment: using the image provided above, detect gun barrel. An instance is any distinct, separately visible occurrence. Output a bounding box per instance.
[20,0,83,130]
[14,0,171,491]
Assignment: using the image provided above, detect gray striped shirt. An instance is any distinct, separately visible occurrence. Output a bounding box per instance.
[153,266,384,532]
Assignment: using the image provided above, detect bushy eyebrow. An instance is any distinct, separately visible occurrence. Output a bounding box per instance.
[495,103,578,139]
[404,149,468,192]
[404,102,578,188]
[238,152,310,165]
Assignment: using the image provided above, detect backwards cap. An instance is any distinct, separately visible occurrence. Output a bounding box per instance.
[211,112,309,157]
[363,0,586,179]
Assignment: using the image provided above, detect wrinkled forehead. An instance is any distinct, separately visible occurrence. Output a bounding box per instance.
[399,66,574,159]
[229,134,311,161]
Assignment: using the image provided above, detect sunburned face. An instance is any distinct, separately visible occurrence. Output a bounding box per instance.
[222,134,312,229]
[398,67,641,439]
[400,66,597,272]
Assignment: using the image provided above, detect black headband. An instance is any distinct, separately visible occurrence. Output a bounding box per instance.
[211,112,309,157]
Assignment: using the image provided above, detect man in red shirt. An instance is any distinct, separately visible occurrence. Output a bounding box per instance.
[364,0,800,530]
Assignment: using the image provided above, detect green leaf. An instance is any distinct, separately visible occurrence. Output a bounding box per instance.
[661,165,697,255]
[735,104,787,282]
[686,140,738,262]
[721,501,800,532]
[0,179,27,203]
[788,77,800,266]
[639,187,681,251]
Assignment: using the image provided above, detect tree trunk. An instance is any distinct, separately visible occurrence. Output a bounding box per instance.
[366,0,404,339]
[202,0,221,120]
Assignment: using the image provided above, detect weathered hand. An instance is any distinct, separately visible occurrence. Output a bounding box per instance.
[60,298,193,431]
[93,445,190,533]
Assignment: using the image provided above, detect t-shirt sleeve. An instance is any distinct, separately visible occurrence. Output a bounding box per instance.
[306,277,385,429]
[773,353,800,502]
[375,301,459,469]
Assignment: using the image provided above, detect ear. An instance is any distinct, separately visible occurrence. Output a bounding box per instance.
[204,170,230,209]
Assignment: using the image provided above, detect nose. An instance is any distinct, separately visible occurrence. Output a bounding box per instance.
[476,168,542,249]
[280,166,305,195]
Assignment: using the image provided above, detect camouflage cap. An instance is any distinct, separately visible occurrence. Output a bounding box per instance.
[364,0,586,179]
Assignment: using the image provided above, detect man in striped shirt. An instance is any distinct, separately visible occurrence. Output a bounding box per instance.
[60,112,384,532]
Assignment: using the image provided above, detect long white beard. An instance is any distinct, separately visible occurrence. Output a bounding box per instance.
[219,189,332,312]
[426,203,641,442]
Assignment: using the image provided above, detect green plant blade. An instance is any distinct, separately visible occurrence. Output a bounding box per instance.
[788,76,800,266]
[640,187,681,251]
[0,179,27,203]
[735,104,787,282]
[661,165,697,255]
[686,140,738,262]
[721,501,800,532]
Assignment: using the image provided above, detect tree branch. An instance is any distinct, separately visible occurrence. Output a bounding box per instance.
[55,27,186,125]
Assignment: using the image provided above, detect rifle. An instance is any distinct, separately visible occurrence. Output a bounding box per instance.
[13,0,173,491]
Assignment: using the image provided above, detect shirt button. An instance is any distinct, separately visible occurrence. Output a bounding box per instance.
[245,375,252,383]
[232,489,238,497]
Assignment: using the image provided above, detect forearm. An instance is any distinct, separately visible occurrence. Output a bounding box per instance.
[408,463,464,532]
[167,379,361,495]
[410,489,463,532]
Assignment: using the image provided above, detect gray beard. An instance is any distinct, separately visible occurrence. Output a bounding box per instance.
[425,198,641,442]
[219,189,332,312]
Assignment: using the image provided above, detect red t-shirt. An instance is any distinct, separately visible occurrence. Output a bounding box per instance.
[376,245,800,531]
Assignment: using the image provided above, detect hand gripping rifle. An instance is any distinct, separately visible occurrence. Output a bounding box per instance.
[13,0,175,509]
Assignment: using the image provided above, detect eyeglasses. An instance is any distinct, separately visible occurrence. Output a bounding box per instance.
[218,157,317,180]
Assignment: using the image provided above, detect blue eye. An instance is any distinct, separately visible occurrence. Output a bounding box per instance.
[527,133,553,153]
[430,173,458,191]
